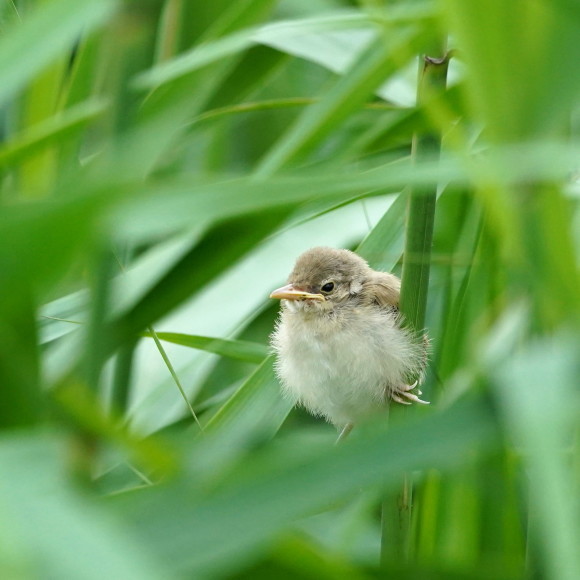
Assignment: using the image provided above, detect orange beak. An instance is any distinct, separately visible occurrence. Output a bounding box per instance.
[269,283,325,302]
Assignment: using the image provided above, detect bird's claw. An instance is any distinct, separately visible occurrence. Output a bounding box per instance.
[391,382,430,405]
[391,393,411,405]
[399,381,418,392]
[401,391,429,404]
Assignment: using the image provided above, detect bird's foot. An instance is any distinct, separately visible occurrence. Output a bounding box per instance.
[391,381,430,405]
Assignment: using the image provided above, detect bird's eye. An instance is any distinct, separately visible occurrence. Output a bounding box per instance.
[321,282,335,293]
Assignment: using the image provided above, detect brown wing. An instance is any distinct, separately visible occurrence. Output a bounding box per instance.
[363,271,401,308]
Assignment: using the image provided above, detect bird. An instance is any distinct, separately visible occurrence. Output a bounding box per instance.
[270,246,428,436]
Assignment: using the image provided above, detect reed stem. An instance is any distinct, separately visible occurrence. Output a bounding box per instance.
[381,44,449,566]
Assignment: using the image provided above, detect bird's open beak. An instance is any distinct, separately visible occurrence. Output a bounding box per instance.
[269,283,325,302]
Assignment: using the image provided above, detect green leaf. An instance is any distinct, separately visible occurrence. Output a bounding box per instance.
[356,192,407,271]
[204,356,289,435]
[0,99,107,169]
[109,212,288,349]
[0,193,110,297]
[0,433,165,579]
[255,27,419,176]
[135,11,378,91]
[442,0,580,140]
[184,357,292,483]
[114,395,499,577]
[39,291,87,344]
[488,329,580,580]
[0,292,42,429]
[150,332,269,364]
[0,0,117,107]
[133,29,256,90]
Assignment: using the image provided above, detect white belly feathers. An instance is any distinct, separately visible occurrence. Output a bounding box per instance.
[271,305,420,427]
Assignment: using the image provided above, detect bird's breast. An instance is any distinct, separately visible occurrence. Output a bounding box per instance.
[271,307,416,426]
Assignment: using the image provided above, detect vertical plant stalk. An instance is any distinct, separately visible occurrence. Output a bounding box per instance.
[381,48,449,564]
[111,337,137,414]
[400,52,449,331]
[68,247,113,485]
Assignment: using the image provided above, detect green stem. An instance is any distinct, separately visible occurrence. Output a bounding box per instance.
[111,337,137,414]
[85,248,113,394]
[400,53,450,330]
[381,46,449,566]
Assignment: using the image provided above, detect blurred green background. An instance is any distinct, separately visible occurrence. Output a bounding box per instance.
[0,0,578,578]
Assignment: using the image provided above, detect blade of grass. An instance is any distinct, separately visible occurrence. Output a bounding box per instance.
[147,328,203,432]
[111,253,203,432]
[149,332,269,364]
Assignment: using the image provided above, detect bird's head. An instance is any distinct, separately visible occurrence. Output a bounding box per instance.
[269,247,371,314]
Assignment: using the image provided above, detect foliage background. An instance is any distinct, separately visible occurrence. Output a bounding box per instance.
[0,0,578,578]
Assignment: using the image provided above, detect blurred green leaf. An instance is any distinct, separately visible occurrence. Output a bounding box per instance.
[0,291,42,429]
[443,0,580,141]
[151,332,269,364]
[134,29,256,90]
[0,193,108,296]
[488,328,580,580]
[113,395,499,577]
[204,356,290,435]
[0,433,165,579]
[135,10,381,91]
[356,192,407,270]
[204,45,290,111]
[39,291,87,344]
[0,99,106,169]
[0,0,117,107]
[109,212,287,348]
[256,27,419,175]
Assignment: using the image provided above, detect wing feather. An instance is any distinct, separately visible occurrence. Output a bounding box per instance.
[363,271,400,308]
